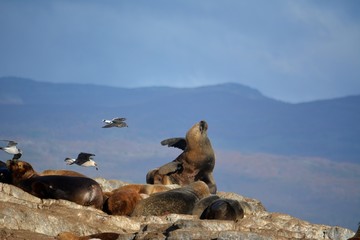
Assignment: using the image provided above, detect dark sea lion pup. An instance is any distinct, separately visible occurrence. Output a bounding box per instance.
[131,181,210,217]
[147,120,217,193]
[199,198,245,221]
[7,160,103,209]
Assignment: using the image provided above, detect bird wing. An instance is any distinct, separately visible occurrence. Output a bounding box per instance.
[7,141,18,147]
[77,152,95,159]
[112,117,126,123]
[102,123,115,128]
[161,138,187,150]
[115,122,128,128]
[1,140,18,146]
[76,152,95,165]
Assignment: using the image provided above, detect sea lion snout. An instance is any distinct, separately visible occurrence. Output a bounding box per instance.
[199,120,208,133]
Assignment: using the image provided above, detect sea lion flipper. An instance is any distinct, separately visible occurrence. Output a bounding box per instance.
[158,162,183,175]
[161,138,187,150]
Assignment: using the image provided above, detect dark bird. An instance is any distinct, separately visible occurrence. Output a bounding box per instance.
[65,152,98,170]
[102,117,128,128]
[0,140,22,160]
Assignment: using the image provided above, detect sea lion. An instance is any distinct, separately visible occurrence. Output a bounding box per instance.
[147,120,217,194]
[103,188,143,216]
[192,194,221,217]
[119,183,177,195]
[0,160,11,183]
[131,181,210,217]
[7,160,103,209]
[56,232,121,240]
[348,224,360,240]
[199,198,245,221]
[103,184,175,215]
[40,169,87,177]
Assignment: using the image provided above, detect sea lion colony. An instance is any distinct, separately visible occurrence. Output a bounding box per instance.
[0,120,250,235]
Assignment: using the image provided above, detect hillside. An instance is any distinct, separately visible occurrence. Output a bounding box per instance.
[1,76,359,161]
[0,76,359,231]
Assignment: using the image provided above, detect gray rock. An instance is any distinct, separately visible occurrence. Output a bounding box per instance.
[0,181,355,240]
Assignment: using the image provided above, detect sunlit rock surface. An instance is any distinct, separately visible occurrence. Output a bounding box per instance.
[0,180,355,240]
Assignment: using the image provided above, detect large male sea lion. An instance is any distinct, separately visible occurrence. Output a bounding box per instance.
[7,160,103,209]
[40,169,87,177]
[131,181,210,216]
[146,120,217,193]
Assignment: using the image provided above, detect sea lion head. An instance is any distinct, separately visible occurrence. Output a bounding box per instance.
[186,180,211,200]
[186,120,210,149]
[7,160,36,182]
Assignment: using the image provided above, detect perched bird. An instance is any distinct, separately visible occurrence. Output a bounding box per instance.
[65,152,98,170]
[102,117,128,128]
[0,140,22,160]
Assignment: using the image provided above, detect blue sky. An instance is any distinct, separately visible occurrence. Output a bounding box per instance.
[1,0,360,102]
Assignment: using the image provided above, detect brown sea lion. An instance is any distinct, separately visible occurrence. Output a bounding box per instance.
[147,120,217,194]
[131,181,210,217]
[103,188,143,216]
[119,183,176,195]
[40,169,87,177]
[7,160,103,209]
[103,184,175,215]
[199,198,245,221]
[56,232,121,240]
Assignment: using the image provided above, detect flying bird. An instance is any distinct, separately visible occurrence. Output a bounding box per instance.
[65,152,98,170]
[0,140,22,160]
[102,117,128,128]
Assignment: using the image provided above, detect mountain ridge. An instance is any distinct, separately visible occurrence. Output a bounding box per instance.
[1,76,359,162]
[1,76,359,231]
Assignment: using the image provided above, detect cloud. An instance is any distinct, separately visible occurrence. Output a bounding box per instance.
[0,1,359,102]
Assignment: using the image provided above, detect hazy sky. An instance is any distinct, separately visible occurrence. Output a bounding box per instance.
[1,0,360,102]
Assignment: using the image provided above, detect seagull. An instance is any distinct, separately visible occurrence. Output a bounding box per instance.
[65,152,98,170]
[0,140,22,160]
[102,117,128,128]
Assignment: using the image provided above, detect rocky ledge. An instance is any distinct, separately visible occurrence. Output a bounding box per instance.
[0,178,355,240]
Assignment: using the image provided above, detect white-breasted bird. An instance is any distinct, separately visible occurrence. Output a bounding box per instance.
[0,140,22,160]
[102,117,128,128]
[65,152,98,170]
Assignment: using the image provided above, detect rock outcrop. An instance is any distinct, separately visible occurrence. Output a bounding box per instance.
[0,179,355,240]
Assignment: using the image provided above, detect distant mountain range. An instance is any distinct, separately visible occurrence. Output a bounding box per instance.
[1,76,360,231]
[1,76,359,162]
